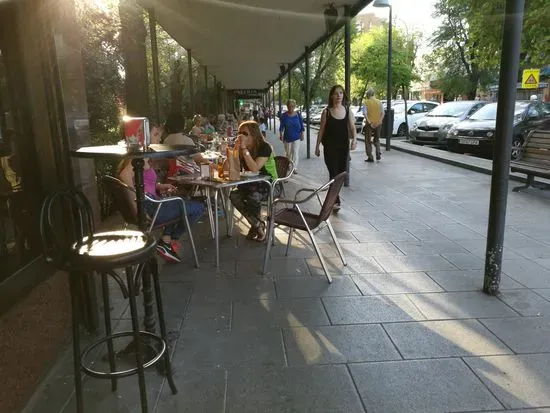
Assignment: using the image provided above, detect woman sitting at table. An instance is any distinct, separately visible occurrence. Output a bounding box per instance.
[229,121,278,242]
[118,158,205,263]
[189,114,204,137]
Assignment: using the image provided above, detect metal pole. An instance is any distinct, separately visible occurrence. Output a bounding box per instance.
[344,6,351,187]
[204,66,209,115]
[287,67,291,99]
[272,84,276,132]
[305,46,311,159]
[187,48,194,115]
[214,76,218,113]
[385,6,392,151]
[484,0,525,295]
[148,9,161,123]
[278,78,282,128]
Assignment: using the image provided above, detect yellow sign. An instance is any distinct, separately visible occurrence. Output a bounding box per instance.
[522,69,540,89]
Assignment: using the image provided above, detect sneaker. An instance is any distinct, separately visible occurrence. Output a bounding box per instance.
[332,202,341,212]
[376,153,381,161]
[365,158,374,163]
[156,240,181,263]
[170,240,181,253]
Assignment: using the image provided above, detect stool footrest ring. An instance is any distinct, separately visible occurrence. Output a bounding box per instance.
[81,331,166,379]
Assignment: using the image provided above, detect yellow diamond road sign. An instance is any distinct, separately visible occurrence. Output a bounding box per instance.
[522,69,540,89]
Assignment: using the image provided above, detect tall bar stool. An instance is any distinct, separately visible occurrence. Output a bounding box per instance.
[39,187,177,413]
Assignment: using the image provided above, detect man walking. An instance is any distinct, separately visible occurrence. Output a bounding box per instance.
[363,88,384,162]
[279,99,304,173]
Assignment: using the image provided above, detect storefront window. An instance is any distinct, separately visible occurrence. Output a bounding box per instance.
[0,11,41,283]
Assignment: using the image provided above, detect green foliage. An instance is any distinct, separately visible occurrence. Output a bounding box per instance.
[425,0,549,99]
[352,25,420,101]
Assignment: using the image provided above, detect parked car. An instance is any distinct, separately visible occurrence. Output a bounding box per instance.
[351,106,364,132]
[446,101,549,159]
[409,100,488,146]
[391,101,440,136]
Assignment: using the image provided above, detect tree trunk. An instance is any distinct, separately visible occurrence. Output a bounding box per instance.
[119,0,149,116]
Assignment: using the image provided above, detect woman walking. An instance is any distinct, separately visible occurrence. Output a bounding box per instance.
[314,85,357,211]
[279,99,304,173]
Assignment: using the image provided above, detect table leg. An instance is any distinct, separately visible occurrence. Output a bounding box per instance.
[223,188,232,237]
[214,190,220,268]
[131,158,157,335]
[205,187,215,239]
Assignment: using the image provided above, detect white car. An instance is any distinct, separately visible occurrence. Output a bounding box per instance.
[391,101,440,136]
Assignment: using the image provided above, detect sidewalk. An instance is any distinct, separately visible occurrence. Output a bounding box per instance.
[24,124,550,413]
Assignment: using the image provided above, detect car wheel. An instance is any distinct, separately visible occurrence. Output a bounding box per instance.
[511,136,523,160]
[397,123,408,137]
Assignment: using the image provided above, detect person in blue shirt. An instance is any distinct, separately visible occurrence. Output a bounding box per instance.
[279,99,304,173]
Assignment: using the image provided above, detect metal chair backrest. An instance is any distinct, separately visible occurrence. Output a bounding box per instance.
[274,155,292,179]
[40,186,95,269]
[318,172,347,222]
[101,176,138,226]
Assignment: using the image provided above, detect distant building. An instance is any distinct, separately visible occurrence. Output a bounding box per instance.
[355,13,384,33]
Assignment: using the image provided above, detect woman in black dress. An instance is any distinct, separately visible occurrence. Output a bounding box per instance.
[314,85,357,211]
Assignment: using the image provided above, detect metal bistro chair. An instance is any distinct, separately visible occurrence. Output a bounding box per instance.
[262,172,348,283]
[102,175,199,268]
[273,155,295,199]
[39,187,177,413]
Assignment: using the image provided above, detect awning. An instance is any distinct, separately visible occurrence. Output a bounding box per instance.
[141,0,372,90]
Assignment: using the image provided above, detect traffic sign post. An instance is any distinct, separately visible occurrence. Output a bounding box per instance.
[521,69,540,89]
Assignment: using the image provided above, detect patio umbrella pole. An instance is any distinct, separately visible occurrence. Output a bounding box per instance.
[305,46,311,159]
[483,0,525,295]
[344,5,351,187]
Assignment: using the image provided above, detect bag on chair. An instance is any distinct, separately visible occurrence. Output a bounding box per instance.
[227,147,241,181]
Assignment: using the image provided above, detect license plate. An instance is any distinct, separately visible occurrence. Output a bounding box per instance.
[418,131,435,138]
[459,138,479,145]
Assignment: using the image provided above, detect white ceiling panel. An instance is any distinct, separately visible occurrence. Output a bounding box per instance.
[141,0,372,89]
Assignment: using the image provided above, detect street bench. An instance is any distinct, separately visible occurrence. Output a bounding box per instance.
[510,129,550,192]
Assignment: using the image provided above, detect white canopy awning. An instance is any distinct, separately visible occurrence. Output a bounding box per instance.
[141,0,373,90]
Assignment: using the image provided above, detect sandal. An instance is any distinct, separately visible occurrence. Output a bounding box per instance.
[255,221,267,242]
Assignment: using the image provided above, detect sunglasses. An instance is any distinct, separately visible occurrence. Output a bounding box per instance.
[239,131,249,136]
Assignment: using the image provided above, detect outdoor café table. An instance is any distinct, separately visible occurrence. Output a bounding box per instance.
[70,144,197,340]
[169,173,273,268]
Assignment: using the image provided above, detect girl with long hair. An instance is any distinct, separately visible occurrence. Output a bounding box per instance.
[229,121,278,241]
[314,85,357,211]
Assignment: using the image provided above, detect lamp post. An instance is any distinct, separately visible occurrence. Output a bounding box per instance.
[373,0,392,151]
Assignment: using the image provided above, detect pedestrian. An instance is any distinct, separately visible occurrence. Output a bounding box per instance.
[279,99,304,173]
[363,88,384,162]
[314,85,357,212]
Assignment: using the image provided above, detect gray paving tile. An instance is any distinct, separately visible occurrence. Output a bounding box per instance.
[352,230,418,242]
[536,288,550,301]
[427,270,525,292]
[226,365,364,413]
[155,369,226,413]
[352,272,444,295]
[240,257,311,277]
[309,227,361,244]
[283,324,401,365]
[408,291,520,319]
[502,259,550,288]
[323,295,425,324]
[339,242,404,257]
[175,328,285,369]
[406,228,454,242]
[535,258,550,269]
[191,278,276,302]
[374,255,458,272]
[231,299,330,330]
[498,289,550,316]
[479,316,550,353]
[427,223,486,240]
[306,255,385,275]
[464,354,550,409]
[369,220,430,232]
[275,276,361,298]
[462,409,550,413]
[384,319,512,359]
[393,240,468,255]
[515,246,550,260]
[440,252,485,270]
[455,239,524,261]
[349,358,502,413]
[183,300,231,333]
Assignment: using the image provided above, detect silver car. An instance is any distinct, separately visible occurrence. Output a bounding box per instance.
[409,100,487,146]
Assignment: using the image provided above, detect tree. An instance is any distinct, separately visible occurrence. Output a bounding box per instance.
[425,0,549,99]
[352,25,419,101]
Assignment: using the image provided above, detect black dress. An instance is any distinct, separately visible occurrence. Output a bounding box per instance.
[322,106,349,203]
